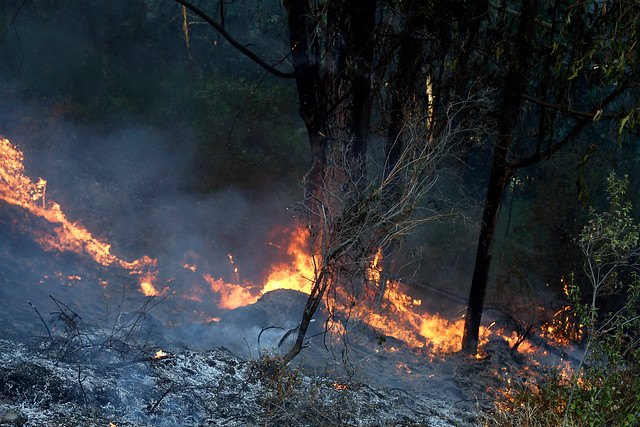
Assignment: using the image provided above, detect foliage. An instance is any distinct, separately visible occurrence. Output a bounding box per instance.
[487,172,640,426]
[190,73,308,192]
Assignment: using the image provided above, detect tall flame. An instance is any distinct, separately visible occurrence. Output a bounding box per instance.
[262,226,314,294]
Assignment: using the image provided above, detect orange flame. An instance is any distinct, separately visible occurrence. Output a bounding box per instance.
[203,274,259,309]
[3,138,529,356]
[152,349,168,359]
[363,280,486,353]
[0,138,159,295]
[261,226,314,295]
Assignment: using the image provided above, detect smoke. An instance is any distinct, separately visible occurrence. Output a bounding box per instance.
[0,79,305,349]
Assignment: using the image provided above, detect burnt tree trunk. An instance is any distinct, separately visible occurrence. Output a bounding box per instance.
[461,0,538,355]
[282,0,377,363]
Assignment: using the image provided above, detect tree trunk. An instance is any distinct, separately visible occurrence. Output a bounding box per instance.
[282,0,377,363]
[461,0,538,355]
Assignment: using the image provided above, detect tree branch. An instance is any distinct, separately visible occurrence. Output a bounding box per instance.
[520,93,618,119]
[509,82,627,170]
[174,0,295,78]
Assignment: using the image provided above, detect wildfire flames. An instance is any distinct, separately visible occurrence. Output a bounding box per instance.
[0,137,159,295]
[0,137,576,358]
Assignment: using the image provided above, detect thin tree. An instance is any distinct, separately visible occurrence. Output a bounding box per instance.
[461,0,639,354]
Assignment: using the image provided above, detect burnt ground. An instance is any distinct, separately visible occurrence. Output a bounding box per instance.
[0,336,476,426]
[0,289,577,427]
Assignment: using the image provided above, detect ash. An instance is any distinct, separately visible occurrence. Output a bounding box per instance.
[0,335,476,426]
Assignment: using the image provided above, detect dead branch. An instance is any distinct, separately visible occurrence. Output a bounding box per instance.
[282,90,494,364]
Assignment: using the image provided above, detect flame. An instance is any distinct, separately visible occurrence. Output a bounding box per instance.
[152,349,168,359]
[139,272,161,296]
[396,361,412,374]
[0,138,159,295]
[4,138,553,357]
[332,382,348,390]
[204,274,259,309]
[363,280,488,353]
[367,247,383,284]
[499,330,538,354]
[261,225,314,294]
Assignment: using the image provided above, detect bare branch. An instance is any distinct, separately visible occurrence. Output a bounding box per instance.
[174,0,295,79]
[509,81,627,170]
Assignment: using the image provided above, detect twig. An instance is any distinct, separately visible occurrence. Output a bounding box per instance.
[149,384,175,412]
[77,365,88,405]
[27,300,52,340]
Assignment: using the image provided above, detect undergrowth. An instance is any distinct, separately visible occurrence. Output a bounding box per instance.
[485,173,640,426]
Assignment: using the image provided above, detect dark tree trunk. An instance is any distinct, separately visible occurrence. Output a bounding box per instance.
[283,0,327,199]
[461,0,538,355]
[282,0,377,363]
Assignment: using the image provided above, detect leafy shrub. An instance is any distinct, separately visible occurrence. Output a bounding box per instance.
[486,172,640,426]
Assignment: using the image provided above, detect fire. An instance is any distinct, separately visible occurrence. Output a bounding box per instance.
[152,349,168,359]
[499,330,538,354]
[363,280,485,353]
[367,247,383,285]
[396,361,412,374]
[261,225,314,294]
[183,263,197,272]
[0,138,159,296]
[204,274,259,309]
[139,272,161,297]
[3,137,546,358]
[200,225,315,311]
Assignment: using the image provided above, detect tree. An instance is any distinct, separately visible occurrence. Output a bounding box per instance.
[282,93,489,362]
[173,0,640,360]
[563,172,640,426]
[461,0,640,354]
[172,0,481,361]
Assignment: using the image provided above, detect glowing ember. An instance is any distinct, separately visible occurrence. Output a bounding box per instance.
[396,361,412,374]
[332,382,348,390]
[227,253,240,281]
[0,138,159,296]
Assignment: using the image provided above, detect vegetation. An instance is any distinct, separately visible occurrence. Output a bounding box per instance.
[1,0,639,423]
[487,172,640,426]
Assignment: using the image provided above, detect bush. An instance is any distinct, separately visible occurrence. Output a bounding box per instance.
[486,172,640,426]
